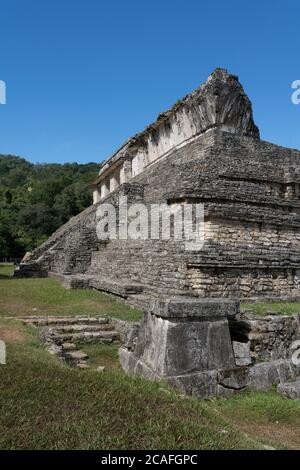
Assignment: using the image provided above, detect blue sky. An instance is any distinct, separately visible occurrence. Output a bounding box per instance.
[0,0,299,164]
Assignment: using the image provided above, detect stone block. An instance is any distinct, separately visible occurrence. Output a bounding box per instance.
[120,297,237,390]
[133,299,236,377]
[65,350,88,361]
[167,371,218,399]
[61,342,76,351]
[217,367,249,390]
[277,380,300,399]
[232,341,252,366]
[150,297,240,319]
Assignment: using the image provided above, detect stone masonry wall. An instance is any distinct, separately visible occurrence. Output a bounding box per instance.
[187,266,300,299]
[230,313,300,363]
[187,217,300,299]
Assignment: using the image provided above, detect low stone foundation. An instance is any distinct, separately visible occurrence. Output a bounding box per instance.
[119,298,300,398]
[229,312,300,363]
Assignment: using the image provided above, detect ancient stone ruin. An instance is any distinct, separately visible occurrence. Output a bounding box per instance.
[15,68,300,397]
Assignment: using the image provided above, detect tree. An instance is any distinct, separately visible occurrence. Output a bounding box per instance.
[0,154,99,257]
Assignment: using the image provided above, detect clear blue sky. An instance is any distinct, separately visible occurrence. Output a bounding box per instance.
[0,0,299,164]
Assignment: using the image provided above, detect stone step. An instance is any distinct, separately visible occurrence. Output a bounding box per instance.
[55,330,120,344]
[277,379,300,399]
[61,342,77,351]
[65,350,88,361]
[76,362,90,369]
[49,272,144,298]
[52,323,115,333]
[89,278,144,298]
[19,316,109,326]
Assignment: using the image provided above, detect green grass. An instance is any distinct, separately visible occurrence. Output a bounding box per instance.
[80,342,122,372]
[0,263,14,278]
[0,264,142,321]
[1,321,300,450]
[213,390,300,450]
[242,302,300,316]
[0,320,262,450]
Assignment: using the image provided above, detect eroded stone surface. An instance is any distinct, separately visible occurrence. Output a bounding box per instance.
[230,314,300,363]
[65,350,88,360]
[150,297,240,319]
[278,380,300,399]
[232,341,252,366]
[132,299,236,377]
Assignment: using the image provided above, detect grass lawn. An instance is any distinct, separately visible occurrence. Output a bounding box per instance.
[242,302,300,316]
[1,263,300,450]
[80,342,122,372]
[0,319,262,450]
[0,264,142,321]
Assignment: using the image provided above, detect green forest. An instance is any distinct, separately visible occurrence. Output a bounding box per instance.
[0,154,99,259]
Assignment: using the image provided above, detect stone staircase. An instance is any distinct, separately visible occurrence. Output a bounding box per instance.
[49,324,120,344]
[14,315,123,369]
[47,272,148,309]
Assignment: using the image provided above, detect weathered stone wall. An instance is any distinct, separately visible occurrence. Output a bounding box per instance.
[188,267,300,299]
[187,217,300,299]
[230,313,300,363]
[205,218,300,250]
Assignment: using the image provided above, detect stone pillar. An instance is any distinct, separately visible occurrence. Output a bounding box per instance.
[109,168,121,192]
[100,179,110,199]
[119,297,238,397]
[93,189,101,204]
[120,159,132,184]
